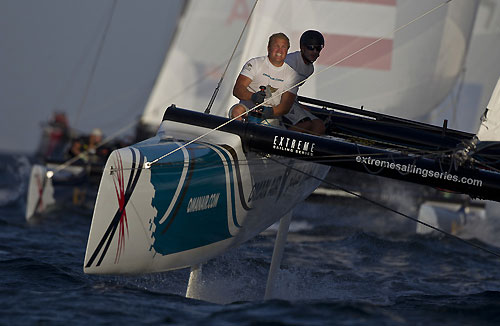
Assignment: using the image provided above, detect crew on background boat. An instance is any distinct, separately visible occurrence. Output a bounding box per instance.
[229,32,298,126]
[37,111,71,160]
[87,128,103,154]
[66,128,110,164]
[283,30,326,135]
[87,128,110,163]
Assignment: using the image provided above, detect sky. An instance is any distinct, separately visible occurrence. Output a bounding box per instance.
[0,0,184,154]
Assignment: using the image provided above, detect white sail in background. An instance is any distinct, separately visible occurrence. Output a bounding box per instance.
[476,77,500,141]
[440,0,500,134]
[142,0,479,129]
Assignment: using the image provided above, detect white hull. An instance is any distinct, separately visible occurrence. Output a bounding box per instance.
[84,118,329,274]
[25,162,95,221]
[417,199,486,235]
[25,164,56,221]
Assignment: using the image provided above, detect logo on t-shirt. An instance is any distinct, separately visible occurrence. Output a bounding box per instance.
[262,73,284,82]
[244,63,253,72]
[268,85,278,94]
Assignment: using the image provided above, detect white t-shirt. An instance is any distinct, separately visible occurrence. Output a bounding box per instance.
[238,56,298,109]
[285,51,314,87]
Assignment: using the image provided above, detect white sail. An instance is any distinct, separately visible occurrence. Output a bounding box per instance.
[232,0,479,121]
[141,0,256,128]
[409,0,500,133]
[142,0,479,128]
[476,77,500,141]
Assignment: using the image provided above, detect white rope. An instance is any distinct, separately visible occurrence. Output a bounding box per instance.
[49,120,137,177]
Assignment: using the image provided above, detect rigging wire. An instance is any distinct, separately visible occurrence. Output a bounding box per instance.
[204,0,259,114]
[53,13,114,112]
[111,151,405,173]
[73,0,118,129]
[305,0,453,90]
[267,156,500,260]
[49,120,137,177]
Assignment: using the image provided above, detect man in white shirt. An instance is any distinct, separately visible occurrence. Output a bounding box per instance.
[230,33,298,125]
[283,30,326,135]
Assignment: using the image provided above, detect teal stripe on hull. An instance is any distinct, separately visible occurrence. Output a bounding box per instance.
[137,142,233,255]
[207,143,241,228]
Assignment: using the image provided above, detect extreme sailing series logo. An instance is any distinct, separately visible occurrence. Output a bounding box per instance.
[273,135,315,156]
[356,156,483,187]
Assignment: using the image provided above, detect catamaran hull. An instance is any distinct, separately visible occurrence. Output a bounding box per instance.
[25,164,56,220]
[84,120,329,274]
[25,163,97,221]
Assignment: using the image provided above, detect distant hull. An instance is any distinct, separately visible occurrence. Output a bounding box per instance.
[25,163,98,221]
[84,115,329,274]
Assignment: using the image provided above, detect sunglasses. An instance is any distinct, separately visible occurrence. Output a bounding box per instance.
[305,44,323,52]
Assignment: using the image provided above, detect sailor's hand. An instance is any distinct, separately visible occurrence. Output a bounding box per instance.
[259,106,274,119]
[251,89,266,104]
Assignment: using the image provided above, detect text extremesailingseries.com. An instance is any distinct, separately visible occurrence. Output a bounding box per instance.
[356,156,483,187]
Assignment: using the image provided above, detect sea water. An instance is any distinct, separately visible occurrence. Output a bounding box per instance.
[1,152,500,325]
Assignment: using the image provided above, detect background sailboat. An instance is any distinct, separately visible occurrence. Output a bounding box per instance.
[22,1,188,220]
